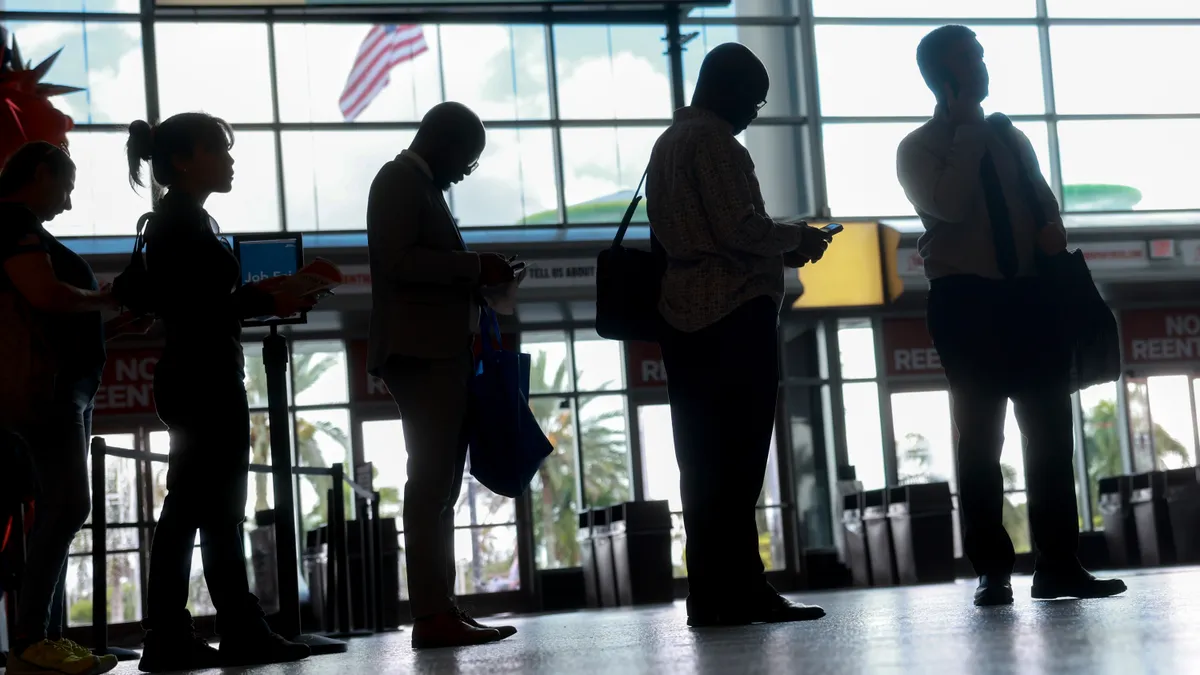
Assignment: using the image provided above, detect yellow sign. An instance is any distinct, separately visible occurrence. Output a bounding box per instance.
[791,221,904,310]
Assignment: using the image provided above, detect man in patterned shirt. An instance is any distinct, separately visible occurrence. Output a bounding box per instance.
[647,42,831,627]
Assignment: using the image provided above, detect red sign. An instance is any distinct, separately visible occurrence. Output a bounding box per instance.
[95,349,159,416]
[1121,307,1200,365]
[881,317,943,377]
[626,341,667,389]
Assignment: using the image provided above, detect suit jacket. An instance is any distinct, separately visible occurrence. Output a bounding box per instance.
[366,151,481,370]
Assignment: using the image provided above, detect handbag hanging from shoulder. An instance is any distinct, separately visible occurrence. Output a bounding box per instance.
[595,168,666,343]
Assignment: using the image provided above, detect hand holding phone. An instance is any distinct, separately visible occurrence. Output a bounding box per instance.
[821,222,844,237]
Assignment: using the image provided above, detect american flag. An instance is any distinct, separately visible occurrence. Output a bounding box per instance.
[339,25,429,122]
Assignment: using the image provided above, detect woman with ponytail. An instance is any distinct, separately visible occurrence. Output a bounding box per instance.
[125,114,314,672]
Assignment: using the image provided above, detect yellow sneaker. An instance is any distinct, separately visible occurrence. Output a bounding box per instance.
[56,639,118,674]
[6,639,116,675]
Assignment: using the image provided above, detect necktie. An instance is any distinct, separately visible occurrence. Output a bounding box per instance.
[979,149,1019,279]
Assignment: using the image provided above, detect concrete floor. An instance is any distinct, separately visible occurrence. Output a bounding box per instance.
[26,567,1200,674]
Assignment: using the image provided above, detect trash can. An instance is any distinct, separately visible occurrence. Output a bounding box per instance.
[1131,471,1175,566]
[862,488,897,586]
[302,527,330,632]
[1098,475,1140,568]
[250,510,280,613]
[611,500,674,606]
[888,482,955,585]
[841,492,872,587]
[577,511,600,608]
[591,509,619,607]
[1165,468,1200,564]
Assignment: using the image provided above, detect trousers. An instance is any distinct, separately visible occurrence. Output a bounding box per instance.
[143,357,267,636]
[380,350,474,619]
[659,296,780,608]
[928,275,1080,575]
[15,370,100,642]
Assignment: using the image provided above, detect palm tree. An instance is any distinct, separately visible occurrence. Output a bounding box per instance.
[527,351,629,569]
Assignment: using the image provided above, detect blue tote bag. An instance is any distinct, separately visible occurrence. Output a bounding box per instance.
[468,309,554,498]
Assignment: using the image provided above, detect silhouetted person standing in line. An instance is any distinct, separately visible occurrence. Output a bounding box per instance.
[366,101,518,649]
[648,43,831,627]
[127,113,315,671]
[897,25,1126,606]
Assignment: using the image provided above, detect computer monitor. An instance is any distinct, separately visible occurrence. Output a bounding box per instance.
[233,233,307,327]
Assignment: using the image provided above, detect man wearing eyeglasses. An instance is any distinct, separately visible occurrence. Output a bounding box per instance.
[365,101,517,649]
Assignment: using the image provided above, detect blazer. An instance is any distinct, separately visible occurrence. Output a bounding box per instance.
[366,151,481,370]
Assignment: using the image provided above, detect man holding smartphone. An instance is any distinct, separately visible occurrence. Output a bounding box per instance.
[896,25,1125,607]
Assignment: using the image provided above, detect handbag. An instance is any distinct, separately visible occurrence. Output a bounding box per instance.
[988,113,1122,391]
[595,168,666,342]
[111,212,158,317]
[467,308,555,498]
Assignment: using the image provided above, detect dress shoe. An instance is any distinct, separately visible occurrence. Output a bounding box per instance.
[974,574,1014,606]
[687,593,826,627]
[219,631,311,667]
[412,610,504,649]
[137,630,223,673]
[455,607,518,640]
[1032,568,1126,600]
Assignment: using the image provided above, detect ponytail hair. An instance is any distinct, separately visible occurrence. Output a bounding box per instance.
[0,141,74,198]
[126,112,234,191]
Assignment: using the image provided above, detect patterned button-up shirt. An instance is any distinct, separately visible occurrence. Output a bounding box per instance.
[647,106,808,333]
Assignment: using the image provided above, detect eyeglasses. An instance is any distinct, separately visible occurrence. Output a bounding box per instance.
[756,100,768,111]
[465,160,479,176]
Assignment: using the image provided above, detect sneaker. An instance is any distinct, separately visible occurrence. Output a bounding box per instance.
[6,639,116,675]
[137,630,223,673]
[219,631,310,667]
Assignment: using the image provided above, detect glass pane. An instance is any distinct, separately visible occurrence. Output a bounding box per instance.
[816,26,1044,117]
[552,25,672,120]
[524,331,573,394]
[5,21,145,124]
[454,475,515,527]
[559,126,659,225]
[639,404,681,512]
[244,344,270,409]
[1126,379,1154,473]
[246,468,275,521]
[362,419,406,521]
[688,0,798,19]
[669,512,687,578]
[573,328,624,392]
[281,129,415,232]
[578,395,631,509]
[893,390,955,489]
[295,408,351,469]
[1147,375,1196,470]
[813,0,1035,17]
[756,507,787,572]
[825,120,1050,218]
[292,341,349,407]
[1058,120,1200,212]
[1004,491,1031,554]
[45,132,152,238]
[3,0,139,10]
[397,533,411,601]
[1049,0,1200,18]
[62,551,141,626]
[843,382,885,490]
[205,130,282,234]
[155,23,274,123]
[758,431,782,507]
[249,411,293,469]
[786,384,832,549]
[453,525,520,594]
[186,546,216,618]
[838,318,876,380]
[449,128,558,227]
[1051,27,1200,115]
[531,397,579,569]
[298,474,336,541]
[440,25,550,120]
[273,23,440,124]
[64,554,92,627]
[681,26,802,117]
[1081,383,1120,530]
[1000,401,1027,492]
[86,433,135,526]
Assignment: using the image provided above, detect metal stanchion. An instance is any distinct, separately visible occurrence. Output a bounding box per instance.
[370,495,385,633]
[86,438,140,662]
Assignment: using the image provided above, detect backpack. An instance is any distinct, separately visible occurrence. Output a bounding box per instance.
[111,212,157,317]
[0,279,57,429]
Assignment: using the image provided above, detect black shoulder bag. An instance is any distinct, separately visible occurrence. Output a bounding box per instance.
[987,113,1121,392]
[595,169,666,343]
[111,212,158,317]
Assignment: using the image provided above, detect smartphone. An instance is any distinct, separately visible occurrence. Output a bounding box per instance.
[821,222,844,236]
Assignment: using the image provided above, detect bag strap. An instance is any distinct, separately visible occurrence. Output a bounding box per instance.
[986,113,1047,231]
[132,212,154,257]
[609,168,650,250]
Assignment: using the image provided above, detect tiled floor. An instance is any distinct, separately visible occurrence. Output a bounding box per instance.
[25,567,1200,674]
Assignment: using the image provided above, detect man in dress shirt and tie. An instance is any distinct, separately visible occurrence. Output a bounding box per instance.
[366,101,519,648]
[897,25,1125,607]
